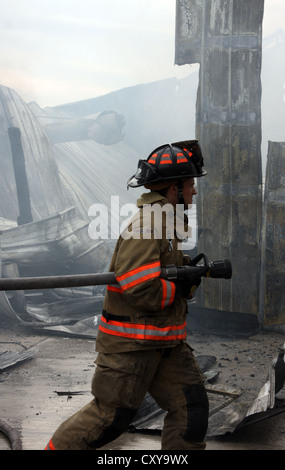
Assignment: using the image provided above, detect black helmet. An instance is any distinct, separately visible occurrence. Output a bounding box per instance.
[127,140,206,189]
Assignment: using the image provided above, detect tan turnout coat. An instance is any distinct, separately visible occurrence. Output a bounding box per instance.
[96,191,190,353]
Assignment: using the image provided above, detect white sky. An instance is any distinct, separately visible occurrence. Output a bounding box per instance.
[0,0,284,107]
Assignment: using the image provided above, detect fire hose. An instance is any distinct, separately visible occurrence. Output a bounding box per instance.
[0,254,232,291]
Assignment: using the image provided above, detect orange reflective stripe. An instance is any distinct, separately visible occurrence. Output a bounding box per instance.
[160,279,176,309]
[149,153,158,164]
[45,439,56,450]
[99,315,186,341]
[160,153,172,164]
[183,148,193,158]
[107,284,123,294]
[177,152,188,163]
[117,261,161,291]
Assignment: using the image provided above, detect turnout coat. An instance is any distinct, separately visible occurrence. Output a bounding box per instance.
[96,191,190,353]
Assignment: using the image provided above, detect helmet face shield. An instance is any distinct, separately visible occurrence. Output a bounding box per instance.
[127,160,159,188]
[127,139,206,189]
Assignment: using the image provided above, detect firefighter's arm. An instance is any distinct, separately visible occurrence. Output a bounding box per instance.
[114,236,176,312]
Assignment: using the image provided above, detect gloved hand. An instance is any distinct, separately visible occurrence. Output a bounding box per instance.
[175,277,201,299]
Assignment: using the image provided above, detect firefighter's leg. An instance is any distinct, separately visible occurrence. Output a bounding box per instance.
[149,342,209,450]
[45,349,161,450]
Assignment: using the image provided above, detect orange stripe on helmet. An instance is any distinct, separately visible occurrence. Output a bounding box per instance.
[176,152,188,163]
[149,153,158,164]
[183,148,193,158]
[159,153,172,165]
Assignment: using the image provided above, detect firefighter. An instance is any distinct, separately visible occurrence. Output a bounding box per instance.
[45,140,209,450]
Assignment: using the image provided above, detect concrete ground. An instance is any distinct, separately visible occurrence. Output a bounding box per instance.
[0,325,284,451]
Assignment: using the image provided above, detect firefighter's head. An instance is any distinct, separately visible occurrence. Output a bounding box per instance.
[127,140,206,205]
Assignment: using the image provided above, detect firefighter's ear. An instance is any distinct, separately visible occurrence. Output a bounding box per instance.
[168,183,179,197]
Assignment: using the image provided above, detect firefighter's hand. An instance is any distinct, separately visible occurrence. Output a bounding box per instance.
[175,278,201,299]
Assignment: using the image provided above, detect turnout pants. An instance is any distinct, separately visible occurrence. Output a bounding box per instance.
[45,342,209,450]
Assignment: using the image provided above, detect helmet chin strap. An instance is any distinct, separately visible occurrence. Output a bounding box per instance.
[177,180,185,206]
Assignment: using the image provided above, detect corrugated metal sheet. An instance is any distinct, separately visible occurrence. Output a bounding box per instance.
[0,86,74,221]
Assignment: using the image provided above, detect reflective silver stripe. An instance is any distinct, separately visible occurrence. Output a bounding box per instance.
[45,439,56,450]
[161,279,175,308]
[99,316,186,340]
[118,265,161,290]
[107,282,123,293]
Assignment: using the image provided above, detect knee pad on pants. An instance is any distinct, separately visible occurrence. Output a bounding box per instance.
[183,384,209,442]
[85,407,137,449]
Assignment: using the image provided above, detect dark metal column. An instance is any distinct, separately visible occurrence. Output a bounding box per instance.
[261,142,285,329]
[176,0,264,319]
